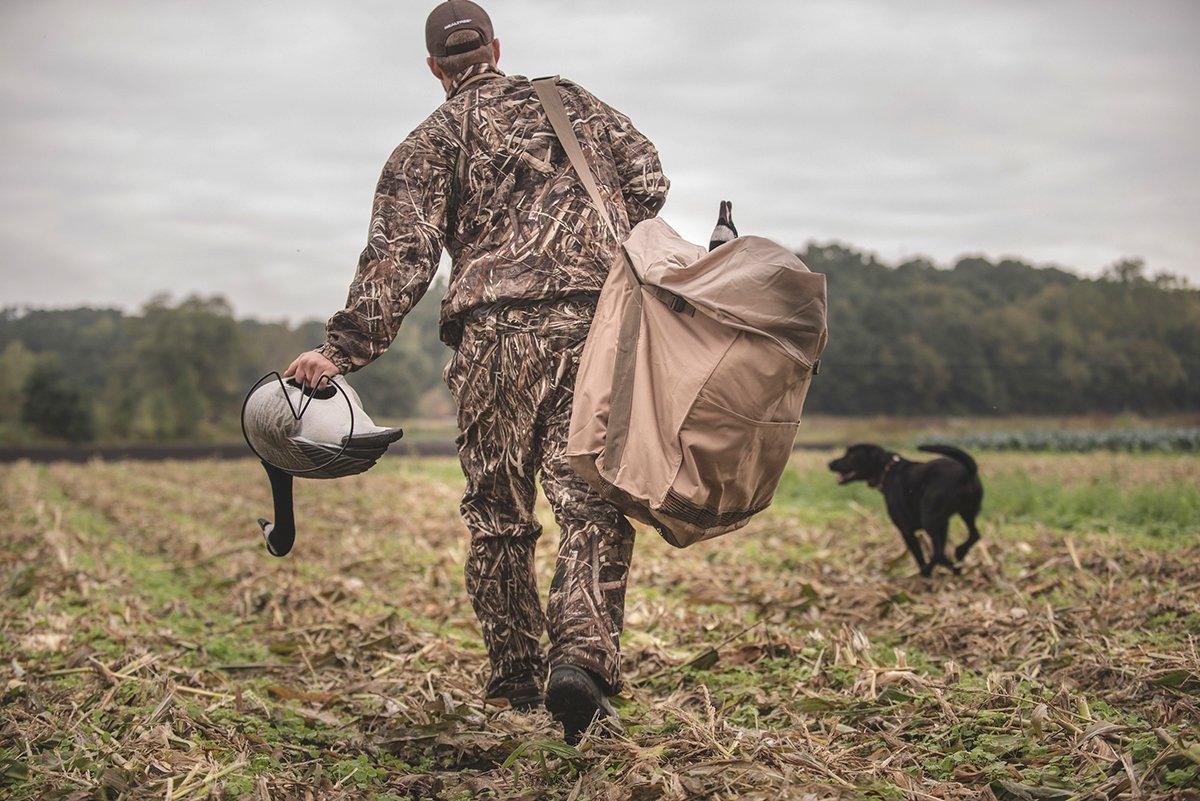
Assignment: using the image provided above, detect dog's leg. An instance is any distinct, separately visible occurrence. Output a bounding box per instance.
[955,512,981,562]
[898,527,929,576]
[924,516,960,575]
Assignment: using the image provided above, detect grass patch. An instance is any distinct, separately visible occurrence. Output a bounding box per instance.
[776,451,1200,542]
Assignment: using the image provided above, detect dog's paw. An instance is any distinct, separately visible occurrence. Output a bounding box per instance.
[918,565,934,578]
[954,545,971,562]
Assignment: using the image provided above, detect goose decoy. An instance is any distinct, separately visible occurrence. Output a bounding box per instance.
[241,373,404,556]
[708,200,738,251]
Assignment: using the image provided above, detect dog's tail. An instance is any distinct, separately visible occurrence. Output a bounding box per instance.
[918,444,977,477]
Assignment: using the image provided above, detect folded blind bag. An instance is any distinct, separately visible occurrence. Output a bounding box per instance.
[533,77,829,548]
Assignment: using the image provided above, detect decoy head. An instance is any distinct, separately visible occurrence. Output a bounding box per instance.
[708,199,738,251]
[241,372,404,556]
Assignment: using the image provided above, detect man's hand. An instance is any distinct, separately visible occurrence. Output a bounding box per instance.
[285,350,341,389]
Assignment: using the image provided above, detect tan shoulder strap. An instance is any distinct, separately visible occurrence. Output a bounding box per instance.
[531,76,617,239]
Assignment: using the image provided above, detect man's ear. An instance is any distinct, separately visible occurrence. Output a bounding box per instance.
[427,56,444,80]
[491,38,501,65]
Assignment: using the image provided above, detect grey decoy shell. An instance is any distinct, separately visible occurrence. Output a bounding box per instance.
[241,373,404,556]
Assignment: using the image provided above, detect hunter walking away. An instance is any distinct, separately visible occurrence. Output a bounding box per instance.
[287,0,674,742]
[3,1,1198,798]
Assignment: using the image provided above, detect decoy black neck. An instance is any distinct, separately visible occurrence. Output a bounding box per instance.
[259,460,296,557]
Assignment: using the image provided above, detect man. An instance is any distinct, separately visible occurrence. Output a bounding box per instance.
[285,1,669,742]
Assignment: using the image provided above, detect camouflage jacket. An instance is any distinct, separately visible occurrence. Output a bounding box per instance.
[318,63,670,372]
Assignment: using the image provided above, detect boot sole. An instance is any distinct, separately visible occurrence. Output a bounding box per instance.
[545,666,609,743]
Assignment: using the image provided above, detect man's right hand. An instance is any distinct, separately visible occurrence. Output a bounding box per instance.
[285,350,341,389]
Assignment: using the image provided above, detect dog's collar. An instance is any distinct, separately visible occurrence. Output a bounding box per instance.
[873,455,901,490]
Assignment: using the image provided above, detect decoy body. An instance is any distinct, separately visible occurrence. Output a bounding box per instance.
[708,200,738,251]
[241,374,404,556]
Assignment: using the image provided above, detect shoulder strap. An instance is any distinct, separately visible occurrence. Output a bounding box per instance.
[531,76,617,239]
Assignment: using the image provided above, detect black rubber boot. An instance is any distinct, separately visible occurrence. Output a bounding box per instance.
[545,665,615,744]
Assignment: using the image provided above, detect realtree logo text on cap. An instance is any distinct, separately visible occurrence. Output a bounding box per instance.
[444,18,473,29]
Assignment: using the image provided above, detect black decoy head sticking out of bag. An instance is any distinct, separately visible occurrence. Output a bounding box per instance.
[241,372,404,556]
[708,200,738,252]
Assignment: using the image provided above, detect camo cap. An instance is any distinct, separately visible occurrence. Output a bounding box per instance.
[426,1,494,57]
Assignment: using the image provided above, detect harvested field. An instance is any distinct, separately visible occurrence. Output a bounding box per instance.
[2,452,1198,799]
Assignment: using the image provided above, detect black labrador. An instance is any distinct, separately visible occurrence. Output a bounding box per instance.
[828,444,983,576]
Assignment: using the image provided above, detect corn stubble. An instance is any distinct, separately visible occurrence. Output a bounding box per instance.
[1,453,1198,799]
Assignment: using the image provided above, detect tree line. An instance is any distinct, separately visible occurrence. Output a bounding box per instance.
[2,246,1196,443]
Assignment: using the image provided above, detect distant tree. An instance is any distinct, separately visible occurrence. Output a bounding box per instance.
[0,341,37,420]
[0,307,127,387]
[1153,271,1189,291]
[105,295,241,439]
[21,361,95,442]
[1103,257,1146,284]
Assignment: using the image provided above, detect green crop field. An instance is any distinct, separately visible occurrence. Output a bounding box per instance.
[2,451,1198,799]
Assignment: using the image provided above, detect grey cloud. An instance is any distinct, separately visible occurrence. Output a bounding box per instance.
[1,0,1196,321]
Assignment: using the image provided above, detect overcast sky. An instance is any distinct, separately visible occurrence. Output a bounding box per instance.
[1,0,1197,320]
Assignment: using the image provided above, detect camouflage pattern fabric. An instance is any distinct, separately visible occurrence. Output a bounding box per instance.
[318,63,670,372]
[445,297,636,700]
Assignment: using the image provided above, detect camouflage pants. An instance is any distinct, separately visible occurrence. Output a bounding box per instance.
[444,297,636,702]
